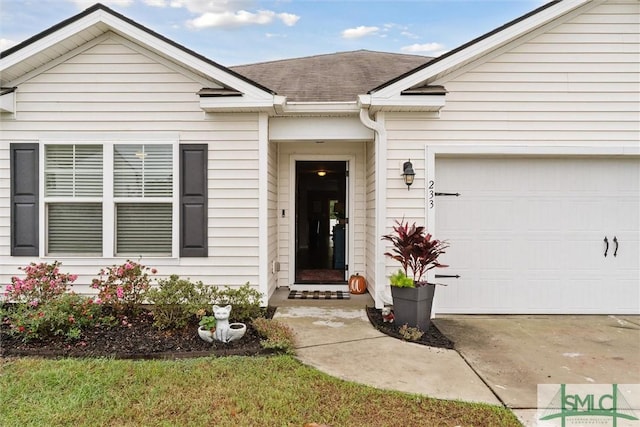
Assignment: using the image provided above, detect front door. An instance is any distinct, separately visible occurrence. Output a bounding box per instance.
[295,161,348,283]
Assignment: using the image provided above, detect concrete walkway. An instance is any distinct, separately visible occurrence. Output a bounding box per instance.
[271,290,501,406]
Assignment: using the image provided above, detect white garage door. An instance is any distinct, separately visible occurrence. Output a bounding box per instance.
[433,156,640,314]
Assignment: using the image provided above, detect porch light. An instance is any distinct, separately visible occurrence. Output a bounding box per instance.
[402,160,415,190]
[317,170,327,177]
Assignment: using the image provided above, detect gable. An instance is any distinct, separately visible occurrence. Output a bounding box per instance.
[0,3,275,113]
[13,34,221,122]
[368,0,626,109]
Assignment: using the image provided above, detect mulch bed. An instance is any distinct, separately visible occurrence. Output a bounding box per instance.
[0,307,278,360]
[1,306,454,359]
[366,306,454,349]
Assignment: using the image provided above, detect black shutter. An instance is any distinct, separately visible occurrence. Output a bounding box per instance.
[180,144,208,257]
[10,143,39,256]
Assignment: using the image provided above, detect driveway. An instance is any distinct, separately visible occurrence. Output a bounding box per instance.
[433,315,640,423]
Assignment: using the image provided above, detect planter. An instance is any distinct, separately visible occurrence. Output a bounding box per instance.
[197,326,215,343]
[227,323,247,342]
[391,284,436,331]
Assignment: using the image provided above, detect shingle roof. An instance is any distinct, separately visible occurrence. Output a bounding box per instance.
[229,50,432,102]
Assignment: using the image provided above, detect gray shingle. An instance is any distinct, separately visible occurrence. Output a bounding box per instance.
[229,50,432,102]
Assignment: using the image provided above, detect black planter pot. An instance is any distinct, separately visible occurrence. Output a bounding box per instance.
[391,284,436,331]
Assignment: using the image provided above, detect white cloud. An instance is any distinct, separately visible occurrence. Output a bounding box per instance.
[0,38,17,51]
[169,0,254,14]
[278,12,299,27]
[401,42,446,55]
[143,0,168,7]
[68,0,133,8]
[401,31,419,39]
[341,26,379,39]
[187,9,299,29]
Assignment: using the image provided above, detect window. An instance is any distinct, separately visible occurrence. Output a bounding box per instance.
[43,142,175,257]
[114,144,173,255]
[45,145,103,255]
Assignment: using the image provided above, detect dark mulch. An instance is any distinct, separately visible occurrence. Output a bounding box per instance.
[366,306,454,349]
[0,307,277,360]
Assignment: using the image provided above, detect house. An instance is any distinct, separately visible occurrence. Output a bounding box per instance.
[1,1,638,314]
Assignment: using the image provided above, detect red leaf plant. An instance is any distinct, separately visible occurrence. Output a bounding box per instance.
[381,219,449,286]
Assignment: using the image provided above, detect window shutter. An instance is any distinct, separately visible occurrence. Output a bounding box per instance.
[10,143,39,256]
[180,144,208,257]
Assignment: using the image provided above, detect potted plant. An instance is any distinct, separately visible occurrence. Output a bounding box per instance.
[381,219,449,330]
[197,315,217,343]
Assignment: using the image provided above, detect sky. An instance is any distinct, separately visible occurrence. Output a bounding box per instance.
[0,0,546,66]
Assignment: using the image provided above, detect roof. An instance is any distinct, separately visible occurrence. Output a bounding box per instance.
[230,50,432,102]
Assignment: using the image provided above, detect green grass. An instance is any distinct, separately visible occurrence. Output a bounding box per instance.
[0,356,521,426]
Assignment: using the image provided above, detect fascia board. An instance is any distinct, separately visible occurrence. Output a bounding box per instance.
[281,102,359,115]
[0,12,105,71]
[199,97,277,112]
[371,0,594,100]
[370,95,445,111]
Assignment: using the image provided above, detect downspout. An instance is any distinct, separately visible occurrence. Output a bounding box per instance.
[358,98,391,309]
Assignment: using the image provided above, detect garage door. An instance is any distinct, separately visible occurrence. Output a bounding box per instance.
[433,156,639,314]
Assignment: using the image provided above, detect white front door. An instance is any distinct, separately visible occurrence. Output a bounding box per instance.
[433,156,640,314]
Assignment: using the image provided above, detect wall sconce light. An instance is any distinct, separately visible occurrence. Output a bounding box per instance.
[402,160,415,190]
[317,170,327,177]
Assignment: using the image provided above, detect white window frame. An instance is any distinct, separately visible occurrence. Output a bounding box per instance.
[39,137,179,259]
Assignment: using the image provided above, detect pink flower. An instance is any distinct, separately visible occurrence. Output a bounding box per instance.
[28,300,38,307]
[151,268,157,274]
[117,268,124,276]
[116,287,124,299]
[125,263,133,270]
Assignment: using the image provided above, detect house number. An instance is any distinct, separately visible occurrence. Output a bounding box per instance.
[428,180,435,209]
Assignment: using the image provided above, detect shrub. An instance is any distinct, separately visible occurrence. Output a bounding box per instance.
[3,293,105,341]
[91,260,156,314]
[252,317,296,354]
[209,283,264,322]
[3,261,77,304]
[146,275,212,330]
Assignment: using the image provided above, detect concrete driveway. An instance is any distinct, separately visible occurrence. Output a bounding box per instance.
[433,315,640,424]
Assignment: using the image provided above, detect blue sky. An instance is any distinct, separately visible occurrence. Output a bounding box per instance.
[1,0,545,66]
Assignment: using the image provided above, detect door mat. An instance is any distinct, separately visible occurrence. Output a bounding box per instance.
[288,290,350,300]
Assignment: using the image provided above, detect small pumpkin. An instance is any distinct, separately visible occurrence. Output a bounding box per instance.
[348,273,367,294]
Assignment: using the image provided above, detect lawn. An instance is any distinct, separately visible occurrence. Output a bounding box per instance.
[0,355,521,426]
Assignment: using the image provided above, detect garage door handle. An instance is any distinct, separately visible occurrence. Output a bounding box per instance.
[604,236,609,257]
[613,236,618,257]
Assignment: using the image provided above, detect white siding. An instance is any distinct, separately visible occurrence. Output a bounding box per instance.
[266,139,279,299]
[0,35,264,294]
[364,139,376,294]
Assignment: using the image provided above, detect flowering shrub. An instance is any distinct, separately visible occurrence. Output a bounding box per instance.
[3,261,78,304]
[91,260,156,313]
[4,293,106,341]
